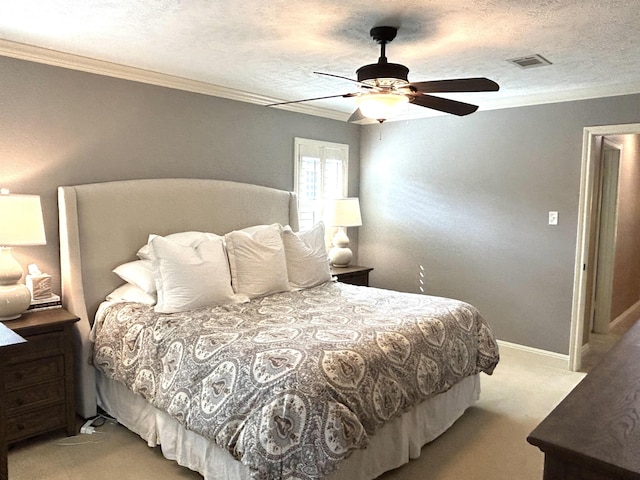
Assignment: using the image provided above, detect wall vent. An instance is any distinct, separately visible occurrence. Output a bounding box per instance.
[507,54,552,69]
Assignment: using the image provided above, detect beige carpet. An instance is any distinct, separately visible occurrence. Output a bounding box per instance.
[9,348,585,480]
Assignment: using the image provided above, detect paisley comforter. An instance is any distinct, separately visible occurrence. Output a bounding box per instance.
[91,281,499,479]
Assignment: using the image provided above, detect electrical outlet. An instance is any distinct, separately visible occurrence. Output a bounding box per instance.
[548,211,558,225]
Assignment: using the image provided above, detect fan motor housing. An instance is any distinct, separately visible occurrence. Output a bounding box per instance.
[356,62,409,84]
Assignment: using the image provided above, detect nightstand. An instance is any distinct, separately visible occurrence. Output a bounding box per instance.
[0,323,26,480]
[331,265,373,286]
[2,308,79,446]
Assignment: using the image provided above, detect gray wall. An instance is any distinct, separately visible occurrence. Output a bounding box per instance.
[0,55,360,294]
[359,94,640,354]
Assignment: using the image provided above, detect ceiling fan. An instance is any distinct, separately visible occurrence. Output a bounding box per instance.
[267,26,499,123]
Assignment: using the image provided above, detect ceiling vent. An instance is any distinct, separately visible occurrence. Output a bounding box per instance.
[507,54,552,69]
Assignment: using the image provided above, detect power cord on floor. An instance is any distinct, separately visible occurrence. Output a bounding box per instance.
[80,418,96,435]
[55,414,116,446]
[56,433,106,446]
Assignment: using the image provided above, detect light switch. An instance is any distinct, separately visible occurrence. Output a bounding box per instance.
[548,211,558,225]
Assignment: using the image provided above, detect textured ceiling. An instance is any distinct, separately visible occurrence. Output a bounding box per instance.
[0,0,639,121]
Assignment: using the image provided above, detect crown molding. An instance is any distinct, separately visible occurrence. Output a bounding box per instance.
[0,39,350,122]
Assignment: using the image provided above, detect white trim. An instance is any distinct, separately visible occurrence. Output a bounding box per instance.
[570,123,640,371]
[568,130,596,371]
[609,299,640,332]
[2,38,640,124]
[497,340,569,370]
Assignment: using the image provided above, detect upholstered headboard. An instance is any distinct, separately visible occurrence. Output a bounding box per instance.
[58,178,298,418]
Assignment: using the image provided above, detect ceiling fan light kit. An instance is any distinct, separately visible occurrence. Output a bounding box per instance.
[357,93,409,122]
[266,26,499,123]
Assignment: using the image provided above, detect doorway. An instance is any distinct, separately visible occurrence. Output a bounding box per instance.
[569,123,640,371]
[591,140,621,334]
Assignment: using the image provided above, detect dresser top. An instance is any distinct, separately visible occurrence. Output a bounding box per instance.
[528,320,640,476]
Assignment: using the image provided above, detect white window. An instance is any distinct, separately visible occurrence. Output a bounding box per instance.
[294,138,349,231]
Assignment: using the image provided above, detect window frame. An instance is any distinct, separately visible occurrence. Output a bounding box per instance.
[293,137,349,231]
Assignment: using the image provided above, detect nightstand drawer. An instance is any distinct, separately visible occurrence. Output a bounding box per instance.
[5,379,66,415]
[5,355,65,391]
[7,403,66,443]
[8,331,64,364]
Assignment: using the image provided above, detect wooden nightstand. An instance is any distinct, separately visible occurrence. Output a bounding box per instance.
[0,323,26,480]
[331,265,374,286]
[2,308,79,447]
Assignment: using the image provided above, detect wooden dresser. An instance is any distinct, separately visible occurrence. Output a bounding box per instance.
[528,320,640,479]
[2,309,79,448]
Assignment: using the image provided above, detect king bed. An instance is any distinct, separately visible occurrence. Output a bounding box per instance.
[58,178,499,480]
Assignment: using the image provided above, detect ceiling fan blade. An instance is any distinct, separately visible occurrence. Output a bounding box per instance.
[409,77,499,93]
[266,92,357,107]
[347,108,367,123]
[314,72,375,89]
[409,94,479,116]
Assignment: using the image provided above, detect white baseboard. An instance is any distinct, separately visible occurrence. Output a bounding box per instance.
[609,299,640,331]
[497,340,569,370]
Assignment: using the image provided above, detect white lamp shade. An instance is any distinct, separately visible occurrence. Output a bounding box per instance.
[323,198,362,227]
[0,194,46,246]
[357,93,409,121]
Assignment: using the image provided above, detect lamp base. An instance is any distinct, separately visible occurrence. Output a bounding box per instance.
[329,227,354,267]
[329,246,353,267]
[0,283,31,321]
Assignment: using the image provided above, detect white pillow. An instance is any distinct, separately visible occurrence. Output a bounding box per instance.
[224,223,290,299]
[137,231,221,260]
[106,284,157,305]
[238,224,270,234]
[113,260,156,294]
[282,222,331,289]
[150,235,241,314]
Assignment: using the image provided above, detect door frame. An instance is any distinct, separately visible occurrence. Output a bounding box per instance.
[569,123,640,371]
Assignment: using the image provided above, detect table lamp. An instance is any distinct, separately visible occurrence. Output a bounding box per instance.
[0,191,46,320]
[323,197,362,267]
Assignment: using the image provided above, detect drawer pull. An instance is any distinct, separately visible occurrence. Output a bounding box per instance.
[17,423,25,431]
[16,372,24,380]
[16,397,25,406]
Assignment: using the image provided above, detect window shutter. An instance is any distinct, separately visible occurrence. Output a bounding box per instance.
[294,138,348,231]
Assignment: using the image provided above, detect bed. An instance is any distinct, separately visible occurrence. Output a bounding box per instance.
[58,178,499,480]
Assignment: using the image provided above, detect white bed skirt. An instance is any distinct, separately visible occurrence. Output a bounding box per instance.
[97,371,480,479]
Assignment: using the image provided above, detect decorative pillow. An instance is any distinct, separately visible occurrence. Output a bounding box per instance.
[282,222,331,289]
[150,235,241,314]
[137,231,221,260]
[238,224,269,234]
[113,260,156,294]
[106,284,157,305]
[224,223,290,299]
